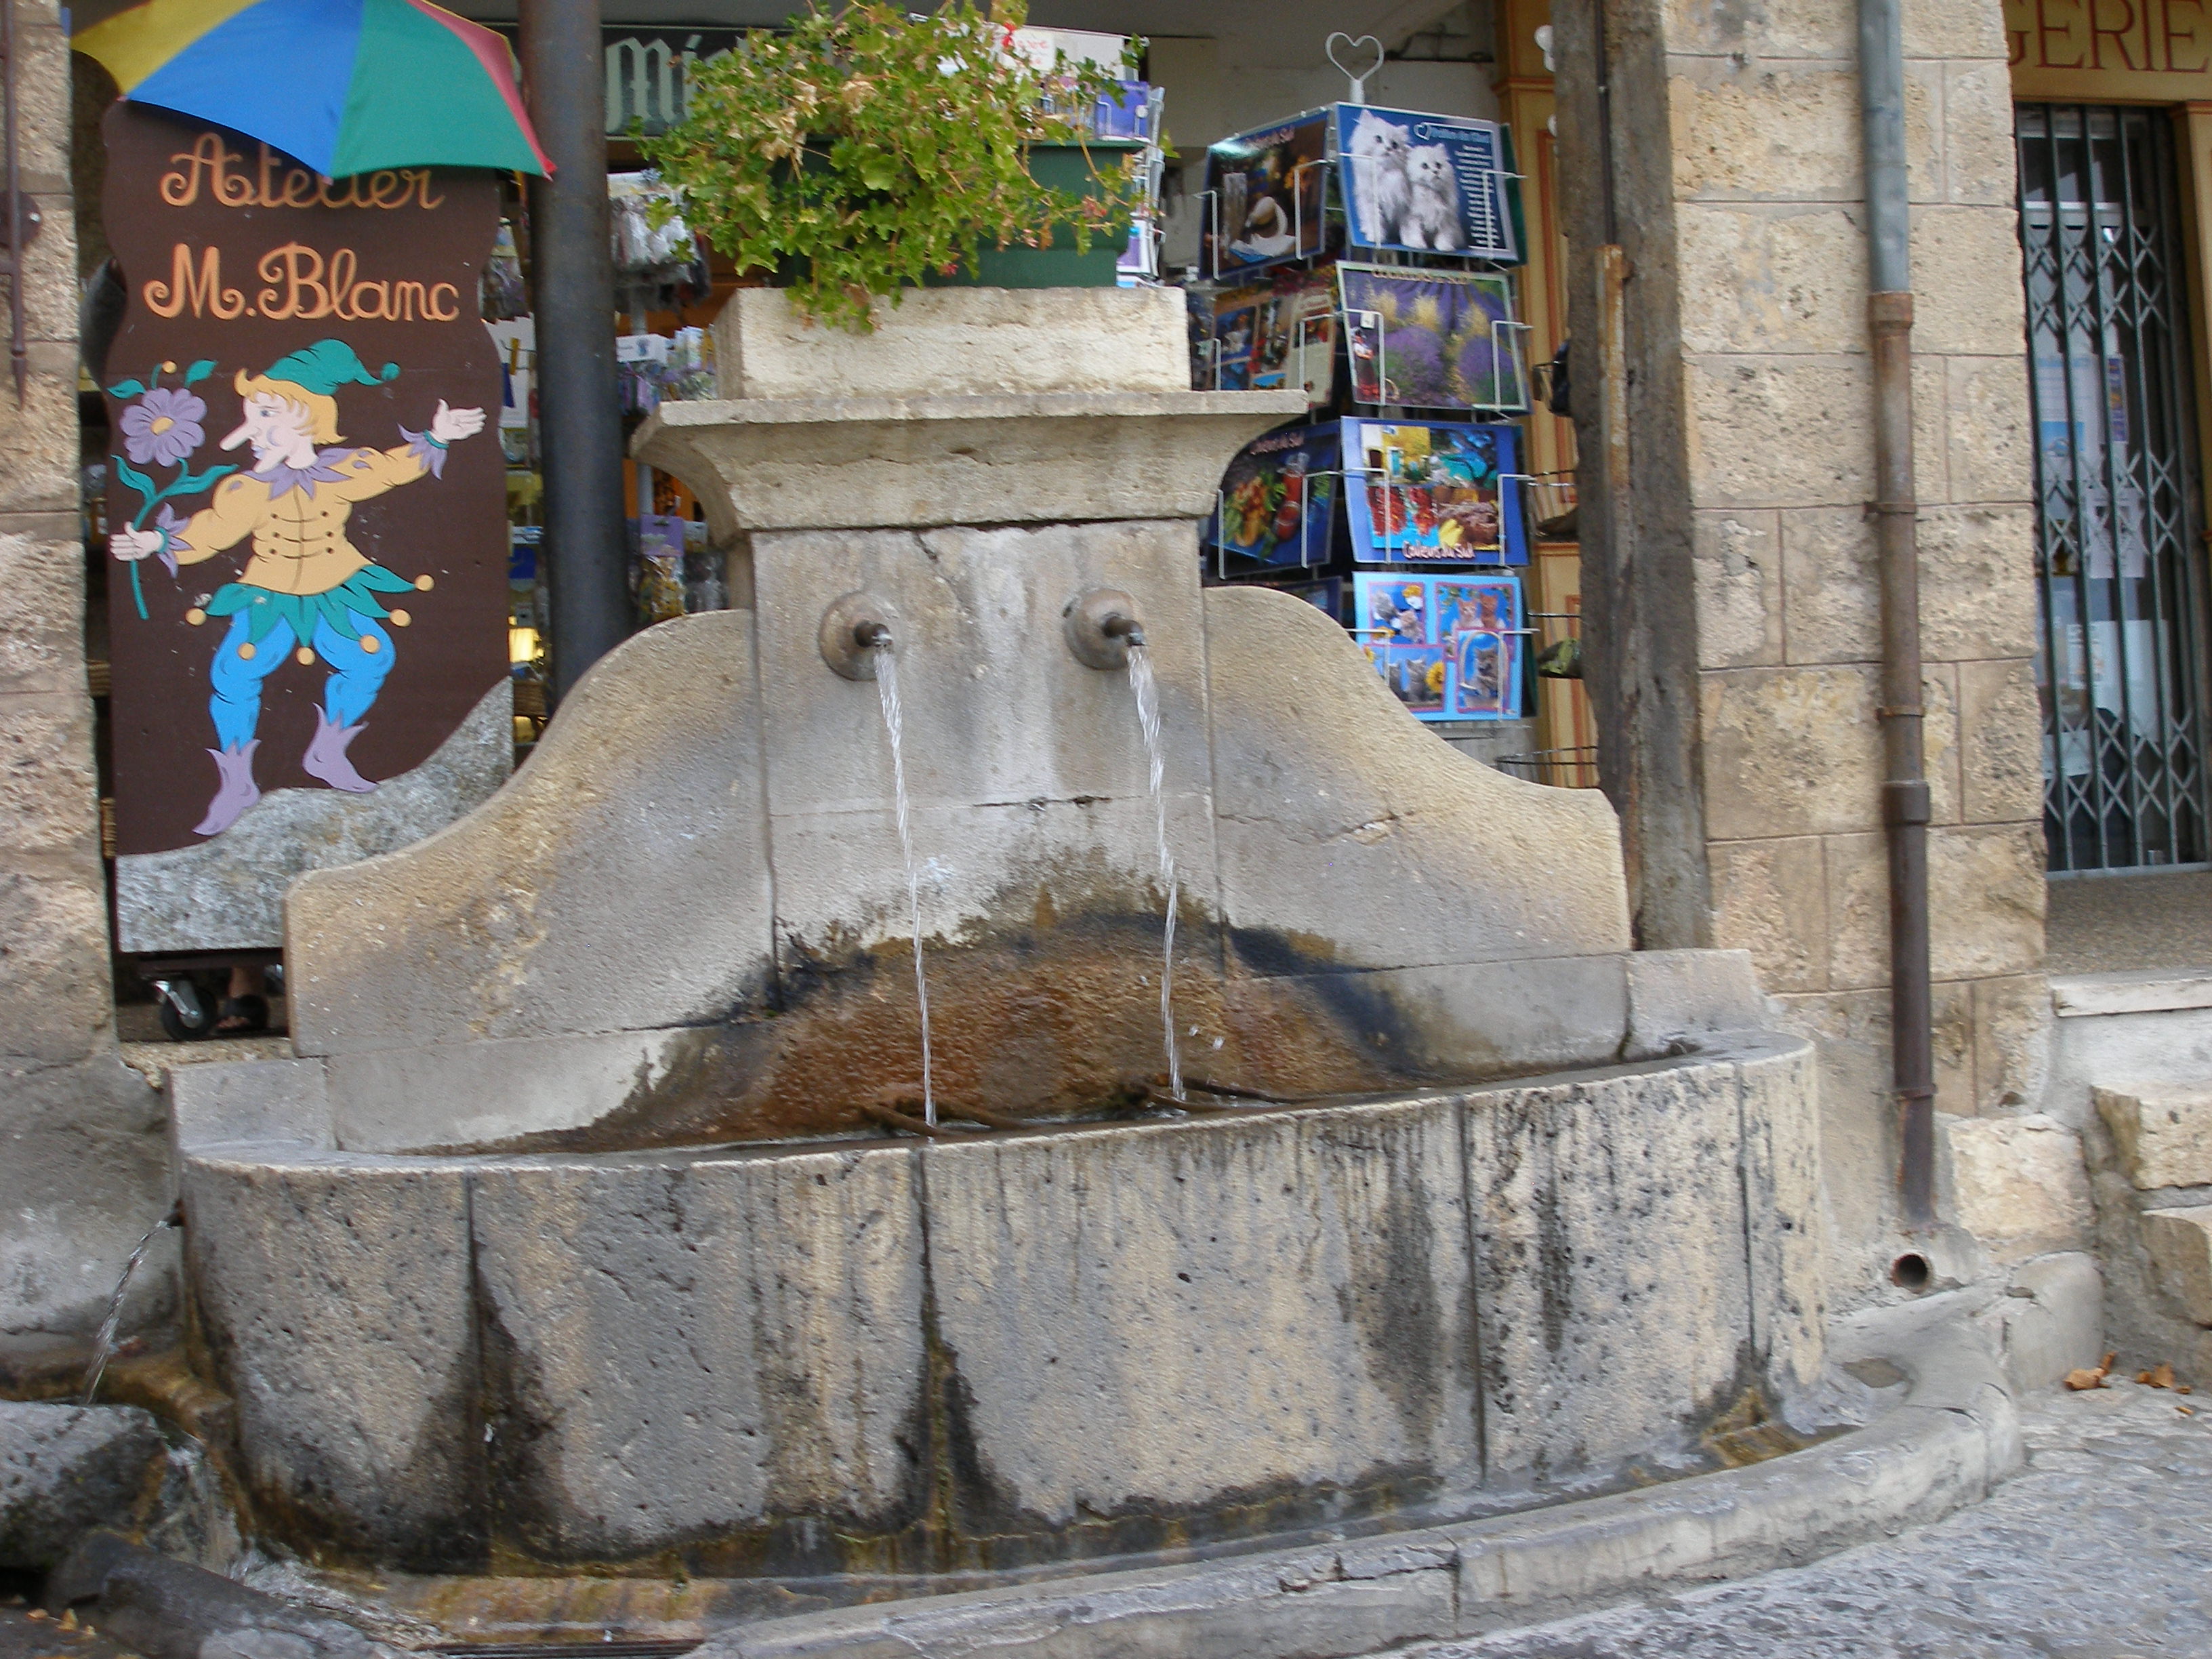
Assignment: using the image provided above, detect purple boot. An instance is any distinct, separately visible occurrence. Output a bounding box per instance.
[193,741,261,836]
[302,710,377,793]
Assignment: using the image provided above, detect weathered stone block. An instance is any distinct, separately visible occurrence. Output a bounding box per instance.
[325,1027,687,1152]
[1700,665,1883,841]
[1972,973,2051,1113]
[1738,1036,1828,1403]
[0,366,79,512]
[1779,506,1879,666]
[1669,62,1861,203]
[1921,505,2039,662]
[0,529,82,695]
[637,393,1303,539]
[0,692,99,856]
[1471,1063,1750,1478]
[1674,205,1865,356]
[0,1402,166,1569]
[715,287,1192,400]
[167,1056,331,1153]
[1693,509,1783,668]
[1902,0,2011,60]
[1910,207,2033,356]
[1824,825,2036,1001]
[1206,586,1631,972]
[1945,1112,2091,1264]
[1663,0,1851,58]
[182,1153,480,1568]
[1683,356,1871,508]
[1945,355,2034,507]
[289,612,775,1056]
[1955,657,2044,825]
[0,874,114,1065]
[1942,60,2024,208]
[924,1099,1480,1546]
[1218,957,1631,1096]
[756,523,1212,821]
[468,1145,926,1568]
[1626,947,1769,1054]
[1709,836,1828,994]
[2096,1086,2212,1191]
[1929,824,2045,981]
[2141,1206,2212,1324]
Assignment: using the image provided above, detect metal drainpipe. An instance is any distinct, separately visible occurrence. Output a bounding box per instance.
[1860,0,1936,1227]
[518,0,634,701]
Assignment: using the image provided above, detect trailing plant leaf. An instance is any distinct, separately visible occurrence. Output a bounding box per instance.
[644,1,1145,330]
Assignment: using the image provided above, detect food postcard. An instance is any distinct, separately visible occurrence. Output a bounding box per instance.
[1206,422,1340,566]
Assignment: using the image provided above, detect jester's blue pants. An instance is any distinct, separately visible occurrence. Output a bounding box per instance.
[209,609,394,750]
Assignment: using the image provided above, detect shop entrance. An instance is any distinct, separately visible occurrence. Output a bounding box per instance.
[2018,103,2211,872]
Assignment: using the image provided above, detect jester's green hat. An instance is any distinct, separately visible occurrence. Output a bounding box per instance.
[258,339,399,396]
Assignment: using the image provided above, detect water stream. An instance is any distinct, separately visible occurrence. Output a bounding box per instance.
[1126,643,1184,1101]
[81,1205,180,1405]
[873,640,936,1127]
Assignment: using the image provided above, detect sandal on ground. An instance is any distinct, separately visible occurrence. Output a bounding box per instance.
[213,995,269,1036]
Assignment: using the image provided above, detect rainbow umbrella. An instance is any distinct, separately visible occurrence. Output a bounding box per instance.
[72,0,550,179]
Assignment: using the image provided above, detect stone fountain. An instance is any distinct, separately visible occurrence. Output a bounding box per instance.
[169,287,1825,1608]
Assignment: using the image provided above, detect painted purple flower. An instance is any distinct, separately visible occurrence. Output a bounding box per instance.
[151,504,187,577]
[120,388,207,468]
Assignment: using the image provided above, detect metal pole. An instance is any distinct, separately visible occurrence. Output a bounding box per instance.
[518,0,632,700]
[1860,0,1934,1227]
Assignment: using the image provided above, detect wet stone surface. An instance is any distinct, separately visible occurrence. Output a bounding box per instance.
[1408,1378,2212,1658]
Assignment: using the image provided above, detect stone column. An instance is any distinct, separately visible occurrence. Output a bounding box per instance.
[1555,0,2045,1274]
[0,5,170,1361]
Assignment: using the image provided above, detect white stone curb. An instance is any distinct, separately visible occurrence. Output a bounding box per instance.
[700,1307,2020,1659]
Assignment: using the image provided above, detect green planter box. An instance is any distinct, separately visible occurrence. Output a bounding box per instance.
[939,140,1143,290]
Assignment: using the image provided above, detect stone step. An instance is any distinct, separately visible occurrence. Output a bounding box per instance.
[2095,1084,2212,1191]
[2142,1207,2212,1324]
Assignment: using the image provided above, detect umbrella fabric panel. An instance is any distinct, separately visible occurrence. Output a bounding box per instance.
[331,0,548,178]
[127,0,367,176]
[72,0,548,178]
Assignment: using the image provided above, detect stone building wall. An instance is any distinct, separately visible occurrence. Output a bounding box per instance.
[0,0,170,1359]
[1558,0,2046,1289]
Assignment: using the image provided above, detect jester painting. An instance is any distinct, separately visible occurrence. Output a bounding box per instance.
[108,338,487,837]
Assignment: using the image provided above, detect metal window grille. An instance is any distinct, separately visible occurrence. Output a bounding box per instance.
[2017,104,2210,872]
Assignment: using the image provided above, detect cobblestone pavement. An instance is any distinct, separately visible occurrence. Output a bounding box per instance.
[1406,1378,2212,1659]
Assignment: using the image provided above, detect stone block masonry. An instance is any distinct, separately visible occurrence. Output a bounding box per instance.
[1555,0,2045,1292]
[0,0,174,1353]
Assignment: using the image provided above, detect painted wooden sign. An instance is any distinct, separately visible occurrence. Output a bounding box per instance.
[2007,0,2212,100]
[100,102,506,896]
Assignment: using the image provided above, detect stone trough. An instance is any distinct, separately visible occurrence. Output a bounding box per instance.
[169,288,1828,1600]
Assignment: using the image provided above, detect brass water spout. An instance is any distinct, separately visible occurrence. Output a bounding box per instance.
[1063,588,1144,669]
[819,592,901,680]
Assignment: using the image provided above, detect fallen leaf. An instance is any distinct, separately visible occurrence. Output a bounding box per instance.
[2182,1385,2194,1395]
[2065,1366,2108,1390]
[58,1610,75,1631]
[2145,1362,2177,1389]
[28,1610,47,1621]
[2102,1350,2119,1372]
[2182,1404,2197,1416]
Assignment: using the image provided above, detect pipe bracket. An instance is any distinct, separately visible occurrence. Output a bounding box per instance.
[1883,779,1932,826]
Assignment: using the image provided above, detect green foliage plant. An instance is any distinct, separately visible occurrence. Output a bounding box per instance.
[644,2,1147,331]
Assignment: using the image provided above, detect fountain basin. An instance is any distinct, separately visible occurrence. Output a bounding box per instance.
[171,287,1830,1589]
[175,1032,1822,1577]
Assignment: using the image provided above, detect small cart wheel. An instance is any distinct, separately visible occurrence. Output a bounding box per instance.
[155,978,213,1042]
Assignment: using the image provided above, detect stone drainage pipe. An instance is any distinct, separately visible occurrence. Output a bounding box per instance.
[1860,0,1935,1226]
